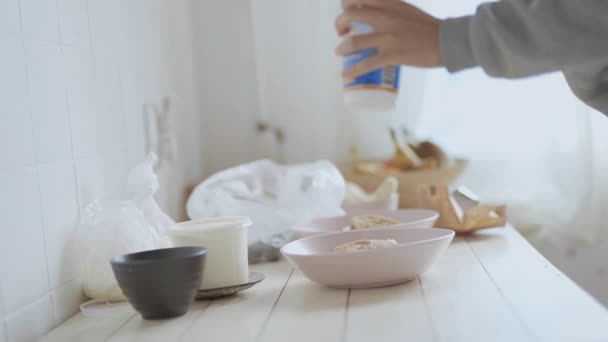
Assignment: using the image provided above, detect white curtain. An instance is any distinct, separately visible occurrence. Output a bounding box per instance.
[248,0,608,247]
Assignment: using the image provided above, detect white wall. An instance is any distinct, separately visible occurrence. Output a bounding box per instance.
[190,0,264,176]
[189,0,438,173]
[0,0,202,340]
[190,0,353,175]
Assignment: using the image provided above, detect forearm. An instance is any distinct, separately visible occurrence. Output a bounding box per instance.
[440,0,608,78]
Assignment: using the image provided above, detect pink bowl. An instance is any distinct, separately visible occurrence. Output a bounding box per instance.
[281,227,454,288]
[290,209,439,239]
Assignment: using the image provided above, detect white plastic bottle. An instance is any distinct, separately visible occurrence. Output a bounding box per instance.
[343,23,401,112]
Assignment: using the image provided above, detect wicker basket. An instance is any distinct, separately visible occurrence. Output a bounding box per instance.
[340,159,469,208]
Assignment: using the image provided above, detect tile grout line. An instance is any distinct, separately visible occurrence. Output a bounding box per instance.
[0,271,6,342]
[70,158,82,225]
[28,34,77,315]
[417,276,439,342]
[59,44,77,162]
[253,267,295,342]
[83,0,94,52]
[10,276,82,329]
[57,23,83,323]
[1,320,5,342]
[18,19,41,168]
[0,156,99,173]
[16,0,24,34]
[4,280,81,336]
[54,0,63,44]
[464,236,540,342]
[18,32,40,178]
[0,166,7,342]
[113,5,132,171]
[33,164,54,316]
[12,16,93,321]
[2,293,52,321]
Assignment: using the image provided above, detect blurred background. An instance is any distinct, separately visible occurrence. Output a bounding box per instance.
[1,0,607,339]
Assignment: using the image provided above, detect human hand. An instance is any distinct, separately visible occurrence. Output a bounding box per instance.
[335,0,441,80]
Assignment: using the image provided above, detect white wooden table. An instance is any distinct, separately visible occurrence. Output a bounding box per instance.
[41,226,608,342]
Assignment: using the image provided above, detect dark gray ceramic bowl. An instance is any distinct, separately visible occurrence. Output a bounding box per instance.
[110,246,206,320]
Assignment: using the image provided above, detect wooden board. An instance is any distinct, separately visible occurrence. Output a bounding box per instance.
[419,236,532,342]
[39,309,134,342]
[346,279,434,342]
[180,260,293,342]
[256,270,349,342]
[465,228,608,342]
[40,225,608,342]
[107,302,211,342]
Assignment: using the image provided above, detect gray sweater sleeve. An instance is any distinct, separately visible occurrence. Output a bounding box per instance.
[439,0,608,114]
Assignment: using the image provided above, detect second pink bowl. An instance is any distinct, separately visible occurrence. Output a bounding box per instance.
[291,209,439,239]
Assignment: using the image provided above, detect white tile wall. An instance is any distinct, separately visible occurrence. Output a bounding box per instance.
[63,46,99,159]
[50,279,84,325]
[0,274,6,342]
[1,0,201,339]
[0,319,5,342]
[25,40,73,163]
[87,0,120,64]
[0,0,21,33]
[0,33,35,169]
[57,0,89,48]
[73,156,104,207]
[93,57,127,159]
[4,296,54,342]
[72,154,130,209]
[19,0,60,42]
[0,167,49,314]
[37,161,80,288]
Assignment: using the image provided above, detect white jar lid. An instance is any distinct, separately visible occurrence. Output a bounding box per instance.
[169,216,252,236]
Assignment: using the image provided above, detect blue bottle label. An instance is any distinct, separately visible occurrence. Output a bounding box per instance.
[343,23,400,93]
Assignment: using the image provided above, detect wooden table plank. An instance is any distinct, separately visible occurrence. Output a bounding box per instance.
[257,270,349,342]
[466,226,608,342]
[346,280,434,342]
[39,310,134,342]
[180,260,293,342]
[420,236,533,342]
[106,301,211,342]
